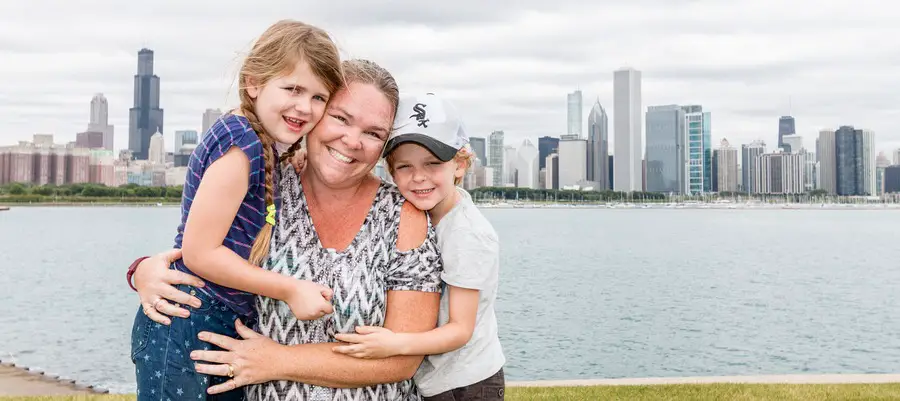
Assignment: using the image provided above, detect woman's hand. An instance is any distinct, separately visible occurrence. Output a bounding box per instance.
[332,326,408,359]
[192,319,286,394]
[134,248,204,325]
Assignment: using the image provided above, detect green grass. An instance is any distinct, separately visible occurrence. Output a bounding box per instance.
[4,384,900,401]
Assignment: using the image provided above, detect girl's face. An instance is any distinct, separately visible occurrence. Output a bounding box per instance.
[305,82,394,188]
[247,60,331,146]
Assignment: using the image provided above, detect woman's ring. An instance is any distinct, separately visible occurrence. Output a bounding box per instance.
[228,364,235,378]
[151,298,164,310]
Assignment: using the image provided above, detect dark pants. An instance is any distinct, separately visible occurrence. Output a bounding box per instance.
[131,284,246,401]
[424,369,505,401]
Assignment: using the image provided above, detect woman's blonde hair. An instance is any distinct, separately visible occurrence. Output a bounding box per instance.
[242,20,343,266]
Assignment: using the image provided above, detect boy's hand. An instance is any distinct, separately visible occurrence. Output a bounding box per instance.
[290,148,307,173]
[332,326,407,359]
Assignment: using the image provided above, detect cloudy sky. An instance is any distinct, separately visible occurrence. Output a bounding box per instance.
[1,0,898,155]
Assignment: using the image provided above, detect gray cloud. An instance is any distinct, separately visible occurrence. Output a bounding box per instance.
[0,0,899,156]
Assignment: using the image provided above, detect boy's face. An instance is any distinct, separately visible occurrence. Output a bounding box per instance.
[389,143,465,211]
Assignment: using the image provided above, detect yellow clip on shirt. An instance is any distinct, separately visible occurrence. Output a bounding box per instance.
[266,204,276,226]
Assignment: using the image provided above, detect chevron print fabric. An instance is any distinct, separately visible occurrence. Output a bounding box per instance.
[248,165,443,401]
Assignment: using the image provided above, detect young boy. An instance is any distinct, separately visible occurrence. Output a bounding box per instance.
[332,93,506,400]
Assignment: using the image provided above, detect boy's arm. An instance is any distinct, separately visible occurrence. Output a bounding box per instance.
[335,228,498,357]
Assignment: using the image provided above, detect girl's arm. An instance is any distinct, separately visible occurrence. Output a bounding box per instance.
[333,285,478,358]
[181,147,318,305]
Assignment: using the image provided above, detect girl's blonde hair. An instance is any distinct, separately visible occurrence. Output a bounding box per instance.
[243,20,343,266]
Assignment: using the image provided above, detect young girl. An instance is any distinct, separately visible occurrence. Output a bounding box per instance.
[129,20,344,400]
[332,93,506,400]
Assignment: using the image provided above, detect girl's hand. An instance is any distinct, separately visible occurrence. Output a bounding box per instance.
[134,249,204,325]
[332,326,407,359]
[192,319,285,394]
[283,279,334,321]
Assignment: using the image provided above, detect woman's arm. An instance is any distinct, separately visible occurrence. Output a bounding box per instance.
[193,201,442,393]
[333,285,478,358]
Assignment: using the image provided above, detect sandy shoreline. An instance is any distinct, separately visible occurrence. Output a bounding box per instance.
[0,364,96,396]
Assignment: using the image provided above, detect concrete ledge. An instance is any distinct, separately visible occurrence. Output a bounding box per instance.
[0,363,98,395]
[508,374,900,387]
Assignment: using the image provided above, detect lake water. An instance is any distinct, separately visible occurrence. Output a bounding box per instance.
[1,206,899,393]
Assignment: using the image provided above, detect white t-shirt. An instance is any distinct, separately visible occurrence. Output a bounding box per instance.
[413,187,506,397]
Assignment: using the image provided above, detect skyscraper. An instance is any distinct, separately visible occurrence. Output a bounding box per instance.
[469,137,486,167]
[741,140,766,193]
[715,139,739,192]
[88,94,115,151]
[558,136,587,188]
[613,68,642,192]
[683,105,711,194]
[202,108,223,138]
[834,126,875,196]
[587,100,609,189]
[567,90,583,137]
[515,139,539,189]
[816,129,837,194]
[488,131,504,186]
[148,131,165,165]
[778,116,796,152]
[538,136,559,171]
[128,49,164,160]
[645,105,685,193]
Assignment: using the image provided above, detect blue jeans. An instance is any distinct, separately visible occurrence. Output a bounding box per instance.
[131,284,248,401]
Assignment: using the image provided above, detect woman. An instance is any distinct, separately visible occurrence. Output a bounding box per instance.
[130,59,443,400]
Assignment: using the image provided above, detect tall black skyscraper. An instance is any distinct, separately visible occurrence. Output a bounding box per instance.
[538,136,559,171]
[778,116,795,152]
[129,48,164,161]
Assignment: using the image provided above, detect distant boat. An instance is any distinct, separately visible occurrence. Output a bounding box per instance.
[0,206,9,211]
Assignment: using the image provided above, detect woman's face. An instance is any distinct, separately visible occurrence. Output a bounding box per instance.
[305,81,394,189]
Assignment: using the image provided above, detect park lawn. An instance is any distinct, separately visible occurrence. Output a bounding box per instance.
[4,383,900,401]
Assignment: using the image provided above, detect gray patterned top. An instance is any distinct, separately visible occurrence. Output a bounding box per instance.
[247,165,443,401]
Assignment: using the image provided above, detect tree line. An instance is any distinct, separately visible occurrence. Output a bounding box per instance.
[0,183,182,202]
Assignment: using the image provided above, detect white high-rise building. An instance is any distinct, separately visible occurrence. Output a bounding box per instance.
[567,90,583,137]
[88,93,115,151]
[515,139,539,188]
[503,145,517,186]
[613,68,642,192]
[781,134,803,154]
[861,129,876,196]
[148,131,165,165]
[202,109,223,138]
[545,154,558,190]
[893,148,900,165]
[558,135,587,188]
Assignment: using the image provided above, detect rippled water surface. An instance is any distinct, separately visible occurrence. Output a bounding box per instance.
[1,207,899,393]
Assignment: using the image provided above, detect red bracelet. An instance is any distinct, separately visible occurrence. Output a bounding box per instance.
[127,256,150,292]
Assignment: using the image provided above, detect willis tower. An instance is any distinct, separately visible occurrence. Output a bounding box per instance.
[128,48,164,160]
